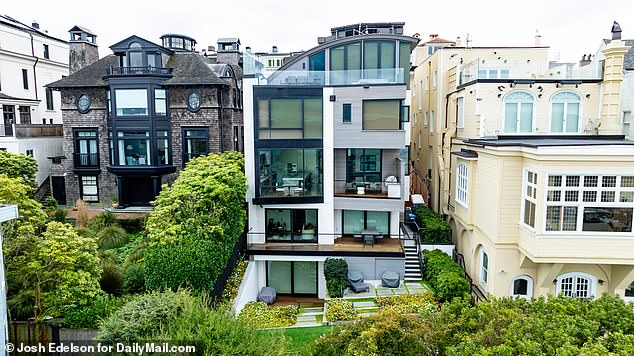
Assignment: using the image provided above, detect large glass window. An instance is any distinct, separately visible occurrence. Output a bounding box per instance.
[115,89,148,116]
[551,92,581,133]
[257,149,322,198]
[266,209,318,243]
[154,89,166,116]
[343,210,390,236]
[74,130,98,167]
[330,43,361,84]
[546,174,634,232]
[504,91,534,133]
[156,131,169,165]
[257,97,323,139]
[117,131,150,165]
[362,100,400,130]
[183,128,208,164]
[267,261,317,295]
[399,42,411,88]
[346,149,381,184]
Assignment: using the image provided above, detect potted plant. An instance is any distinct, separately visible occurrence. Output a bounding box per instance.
[110,193,119,209]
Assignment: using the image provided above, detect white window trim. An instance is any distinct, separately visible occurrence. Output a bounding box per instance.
[509,275,534,299]
[432,70,437,89]
[423,111,428,128]
[429,110,434,134]
[549,91,582,134]
[543,174,634,235]
[556,272,597,299]
[502,91,535,134]
[479,248,489,289]
[455,163,469,208]
[457,97,464,129]
[425,75,429,92]
[521,169,538,229]
[418,80,423,111]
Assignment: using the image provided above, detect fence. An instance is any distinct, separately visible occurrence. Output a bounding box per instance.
[209,231,248,303]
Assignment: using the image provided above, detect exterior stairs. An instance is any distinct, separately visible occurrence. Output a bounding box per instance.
[404,243,422,282]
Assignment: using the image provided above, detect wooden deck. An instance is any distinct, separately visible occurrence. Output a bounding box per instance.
[247,236,404,256]
[272,295,324,308]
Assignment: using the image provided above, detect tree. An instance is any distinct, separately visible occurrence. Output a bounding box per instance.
[144,152,246,293]
[0,150,38,190]
[0,174,46,237]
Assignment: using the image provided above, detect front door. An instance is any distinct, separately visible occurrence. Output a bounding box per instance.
[121,176,154,206]
[266,261,317,296]
[51,176,66,205]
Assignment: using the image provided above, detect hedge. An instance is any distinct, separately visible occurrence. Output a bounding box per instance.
[238,301,298,328]
[414,207,451,244]
[422,249,470,302]
[324,258,348,298]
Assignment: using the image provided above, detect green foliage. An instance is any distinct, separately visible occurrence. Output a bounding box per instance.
[0,174,46,237]
[152,297,288,356]
[144,152,246,293]
[222,258,248,301]
[422,249,470,302]
[415,207,452,244]
[100,264,123,296]
[97,289,191,342]
[325,298,358,322]
[118,218,145,234]
[27,222,101,316]
[376,293,438,314]
[238,301,298,328]
[49,208,68,223]
[122,263,146,294]
[45,197,58,211]
[324,258,348,298]
[88,211,117,231]
[64,294,125,329]
[0,150,38,190]
[314,310,440,356]
[7,290,35,320]
[96,225,128,249]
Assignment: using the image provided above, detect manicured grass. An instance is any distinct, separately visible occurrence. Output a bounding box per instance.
[259,325,334,356]
[343,297,376,303]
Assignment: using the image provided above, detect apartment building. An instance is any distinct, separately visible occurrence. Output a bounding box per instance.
[242,23,417,299]
[0,15,67,186]
[47,28,243,206]
[410,25,634,300]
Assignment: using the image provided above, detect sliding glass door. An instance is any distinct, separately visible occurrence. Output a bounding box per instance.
[266,261,317,295]
[342,210,390,236]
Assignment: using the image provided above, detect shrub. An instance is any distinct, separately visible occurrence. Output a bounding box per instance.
[45,197,58,211]
[100,265,123,296]
[415,207,451,244]
[96,225,128,250]
[88,211,116,231]
[0,150,38,190]
[144,152,246,293]
[376,293,438,314]
[238,301,298,328]
[64,294,125,329]
[325,298,358,322]
[222,258,248,301]
[97,289,191,342]
[122,263,146,294]
[324,258,348,298]
[49,208,68,223]
[118,218,145,234]
[423,249,470,302]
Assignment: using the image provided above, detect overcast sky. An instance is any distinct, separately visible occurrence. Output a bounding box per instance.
[5,0,633,62]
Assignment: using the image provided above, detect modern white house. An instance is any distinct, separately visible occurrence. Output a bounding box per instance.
[0,15,67,186]
[240,23,418,303]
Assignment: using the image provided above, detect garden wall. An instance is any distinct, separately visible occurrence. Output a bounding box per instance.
[232,261,260,314]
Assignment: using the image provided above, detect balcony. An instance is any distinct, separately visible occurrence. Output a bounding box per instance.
[73,153,99,168]
[248,235,404,257]
[105,66,173,77]
[1,124,63,138]
[334,179,401,199]
[255,68,405,87]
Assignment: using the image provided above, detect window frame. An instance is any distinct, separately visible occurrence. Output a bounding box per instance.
[43,44,50,59]
[114,88,149,117]
[509,275,534,299]
[342,103,352,123]
[182,127,209,166]
[79,175,99,202]
[549,91,582,134]
[46,88,54,110]
[73,128,99,167]
[479,248,489,289]
[455,163,469,208]
[503,91,535,134]
[556,272,597,299]
[361,99,402,131]
[624,280,634,302]
[22,69,29,89]
[457,97,465,129]
[522,169,538,228]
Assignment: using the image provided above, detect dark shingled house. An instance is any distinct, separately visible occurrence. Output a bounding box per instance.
[47,29,243,207]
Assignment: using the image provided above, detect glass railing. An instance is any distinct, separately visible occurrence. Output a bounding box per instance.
[334,179,402,199]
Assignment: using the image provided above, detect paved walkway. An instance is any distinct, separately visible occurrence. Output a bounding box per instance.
[342,281,429,298]
[291,307,324,328]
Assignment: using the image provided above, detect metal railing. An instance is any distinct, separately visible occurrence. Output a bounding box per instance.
[106,66,173,76]
[73,153,99,168]
[452,248,488,304]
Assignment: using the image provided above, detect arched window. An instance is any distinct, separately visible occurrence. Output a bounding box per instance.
[551,92,581,133]
[556,272,597,299]
[479,248,489,288]
[128,42,143,67]
[625,280,634,302]
[504,91,534,133]
[510,275,534,299]
[456,163,469,207]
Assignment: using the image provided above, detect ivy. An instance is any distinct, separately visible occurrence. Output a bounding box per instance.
[414,207,451,244]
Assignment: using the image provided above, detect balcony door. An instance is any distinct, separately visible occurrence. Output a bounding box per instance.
[2,105,15,136]
[74,130,98,166]
[266,261,317,296]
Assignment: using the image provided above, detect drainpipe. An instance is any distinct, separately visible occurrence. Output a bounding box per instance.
[440,88,462,215]
[218,87,225,153]
[29,33,39,101]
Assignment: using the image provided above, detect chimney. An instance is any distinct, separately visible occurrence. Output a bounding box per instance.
[611,21,622,40]
[31,21,39,30]
[455,36,462,47]
[68,26,98,74]
[429,34,438,40]
[534,30,541,46]
[272,45,278,53]
[579,54,592,67]
[599,23,630,134]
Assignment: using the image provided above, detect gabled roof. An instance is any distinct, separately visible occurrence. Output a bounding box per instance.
[69,25,96,36]
[424,37,455,45]
[0,14,67,44]
[47,55,115,88]
[0,92,39,102]
[109,35,173,55]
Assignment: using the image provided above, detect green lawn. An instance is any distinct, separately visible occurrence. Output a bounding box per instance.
[259,325,334,355]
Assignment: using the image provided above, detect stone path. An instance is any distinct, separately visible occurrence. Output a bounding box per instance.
[290,306,324,327]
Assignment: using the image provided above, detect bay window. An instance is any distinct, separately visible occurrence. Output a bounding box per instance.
[117,131,150,165]
[115,89,148,116]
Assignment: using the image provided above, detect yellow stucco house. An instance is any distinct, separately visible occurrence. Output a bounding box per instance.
[410,28,634,300]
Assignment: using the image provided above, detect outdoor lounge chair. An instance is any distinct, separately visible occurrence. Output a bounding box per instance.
[381,271,400,288]
[349,281,370,293]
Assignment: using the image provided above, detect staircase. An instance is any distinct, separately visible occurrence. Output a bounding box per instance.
[34,176,52,204]
[404,242,422,282]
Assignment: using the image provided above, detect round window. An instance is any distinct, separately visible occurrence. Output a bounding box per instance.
[77,94,91,113]
[187,91,201,112]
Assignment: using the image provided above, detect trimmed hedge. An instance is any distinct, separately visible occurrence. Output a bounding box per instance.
[324,258,348,298]
[376,293,438,315]
[414,207,451,244]
[422,249,470,302]
[325,298,358,322]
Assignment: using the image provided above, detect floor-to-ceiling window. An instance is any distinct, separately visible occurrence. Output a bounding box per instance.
[342,210,390,236]
[267,261,317,295]
[266,209,318,242]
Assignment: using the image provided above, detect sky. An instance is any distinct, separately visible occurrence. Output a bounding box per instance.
[4,0,634,62]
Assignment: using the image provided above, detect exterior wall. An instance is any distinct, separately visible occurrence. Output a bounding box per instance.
[345,256,405,280]
[621,71,634,138]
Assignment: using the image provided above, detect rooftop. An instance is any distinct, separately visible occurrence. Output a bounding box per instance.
[464,135,634,148]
